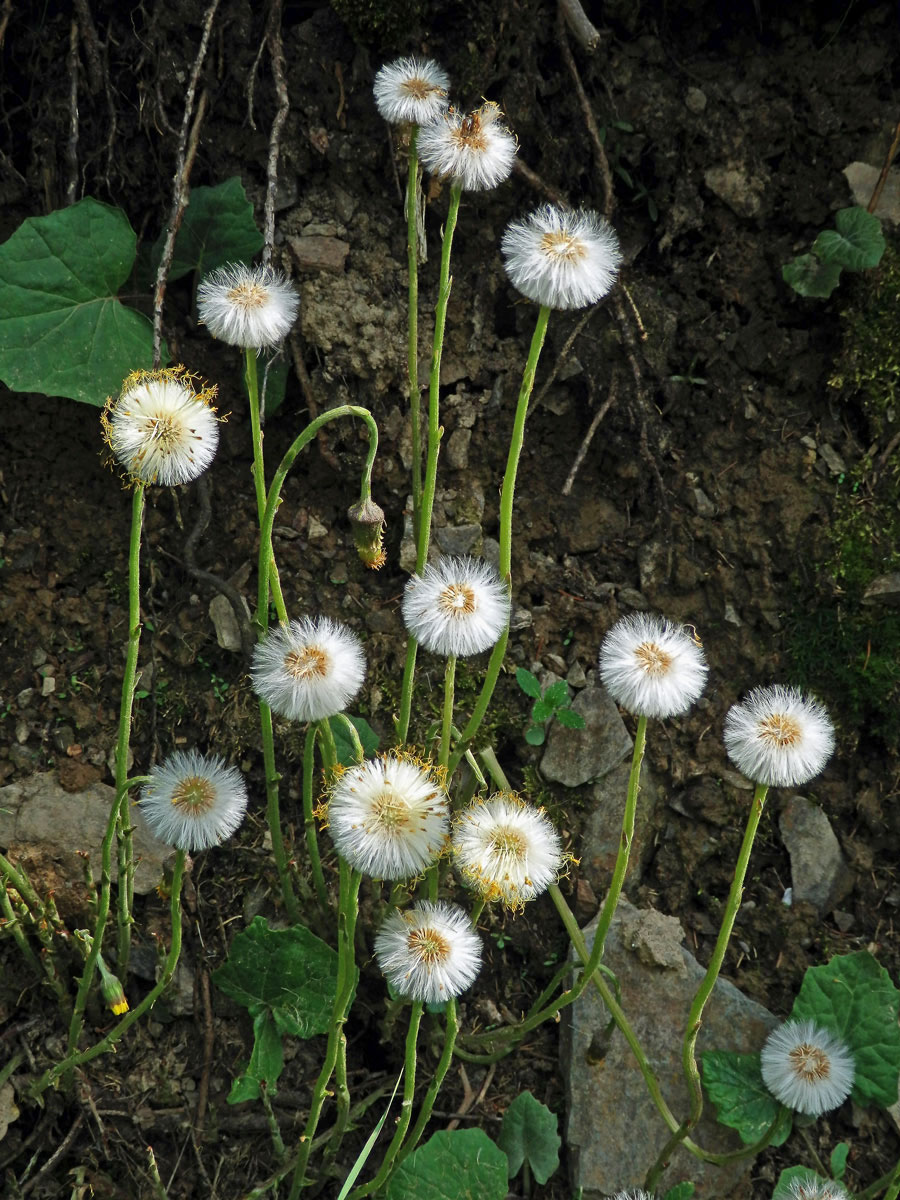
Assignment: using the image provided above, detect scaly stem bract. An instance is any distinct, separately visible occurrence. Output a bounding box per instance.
[288,863,361,1199]
[350,1001,425,1198]
[396,183,463,745]
[30,849,187,1100]
[407,126,422,536]
[116,483,145,977]
[303,724,328,909]
[446,305,551,776]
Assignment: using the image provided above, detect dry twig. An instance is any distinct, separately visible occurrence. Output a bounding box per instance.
[71,0,103,93]
[867,116,900,216]
[66,19,80,206]
[557,2,615,218]
[152,0,221,366]
[559,0,602,51]
[262,0,288,267]
[511,157,570,208]
[562,368,620,495]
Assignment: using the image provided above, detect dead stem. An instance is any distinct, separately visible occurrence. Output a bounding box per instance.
[557,1,615,218]
[262,0,288,267]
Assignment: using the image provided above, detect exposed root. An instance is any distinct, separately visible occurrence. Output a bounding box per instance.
[557,1,615,218]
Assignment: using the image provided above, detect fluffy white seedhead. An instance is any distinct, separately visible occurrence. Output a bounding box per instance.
[251,616,365,723]
[598,614,708,719]
[501,205,622,310]
[452,793,564,908]
[102,367,220,486]
[373,56,449,126]
[782,1175,850,1200]
[723,685,835,787]
[139,749,248,852]
[374,901,482,1003]
[612,1192,655,1200]
[197,262,299,349]
[402,556,509,658]
[326,753,449,880]
[760,1018,854,1116]
[417,101,516,191]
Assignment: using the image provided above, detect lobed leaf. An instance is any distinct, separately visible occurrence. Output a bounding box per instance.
[515,667,542,700]
[554,707,586,729]
[385,1129,508,1200]
[496,1090,560,1185]
[790,950,900,1107]
[813,206,885,271]
[543,680,571,708]
[782,253,842,299]
[702,1050,792,1146]
[0,197,156,407]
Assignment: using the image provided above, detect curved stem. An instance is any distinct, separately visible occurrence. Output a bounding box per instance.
[396,184,462,745]
[245,348,287,624]
[260,698,299,924]
[446,306,550,776]
[30,849,187,1099]
[116,483,145,976]
[397,999,458,1163]
[440,655,456,774]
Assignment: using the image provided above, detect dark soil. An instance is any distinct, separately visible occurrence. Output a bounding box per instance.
[2,1,900,1197]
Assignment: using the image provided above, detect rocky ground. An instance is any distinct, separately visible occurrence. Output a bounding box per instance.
[1,1,900,1196]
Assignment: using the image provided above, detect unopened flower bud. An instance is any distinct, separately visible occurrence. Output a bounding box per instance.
[348,497,387,569]
[97,955,129,1016]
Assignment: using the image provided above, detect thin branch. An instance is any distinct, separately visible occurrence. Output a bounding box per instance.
[562,368,619,495]
[152,0,221,366]
[511,157,570,208]
[557,1,615,218]
[65,19,80,206]
[867,116,900,215]
[559,0,602,51]
[262,0,288,267]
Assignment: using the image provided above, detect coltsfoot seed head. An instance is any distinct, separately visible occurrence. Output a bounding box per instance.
[418,101,517,192]
[197,262,299,349]
[402,556,509,659]
[139,749,249,852]
[102,366,220,486]
[373,56,450,126]
[760,1018,855,1116]
[452,793,564,909]
[723,685,835,787]
[326,753,449,880]
[501,204,622,310]
[598,613,708,719]
[251,616,366,723]
[374,900,482,1003]
[781,1176,850,1200]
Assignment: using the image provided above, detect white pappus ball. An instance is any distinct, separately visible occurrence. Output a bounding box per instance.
[723,685,835,787]
[598,613,708,719]
[417,101,517,192]
[402,556,509,659]
[197,262,299,350]
[760,1018,854,1116]
[251,616,365,723]
[374,901,482,1003]
[373,56,450,126]
[452,793,564,909]
[501,204,622,310]
[139,749,248,852]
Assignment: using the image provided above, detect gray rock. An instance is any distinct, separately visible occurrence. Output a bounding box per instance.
[563,900,778,1198]
[0,773,173,895]
[843,162,900,225]
[704,163,769,219]
[779,795,853,914]
[541,686,632,788]
[862,573,900,606]
[435,523,482,556]
[579,762,659,893]
[209,593,250,652]
[446,427,471,469]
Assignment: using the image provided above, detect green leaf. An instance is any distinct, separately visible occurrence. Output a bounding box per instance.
[790,950,900,1107]
[830,1141,849,1181]
[385,1129,508,1200]
[515,667,542,700]
[228,1009,283,1103]
[812,207,885,271]
[259,349,290,418]
[782,253,842,299]
[149,177,264,284]
[329,714,380,766]
[543,680,570,708]
[662,1184,696,1200]
[524,726,546,746]
[0,197,157,407]
[554,707,586,730]
[496,1090,560,1185]
[212,916,338,1038]
[702,1051,792,1146]
[531,700,555,724]
[773,1167,831,1200]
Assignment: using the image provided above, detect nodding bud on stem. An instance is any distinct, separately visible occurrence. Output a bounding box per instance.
[347,497,387,569]
[97,954,129,1015]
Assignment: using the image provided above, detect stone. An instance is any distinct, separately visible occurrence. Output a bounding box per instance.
[288,234,349,273]
[563,900,777,1198]
[0,773,173,896]
[435,524,482,556]
[209,593,250,652]
[862,573,900,606]
[843,162,900,225]
[579,762,659,893]
[704,163,769,219]
[779,795,853,914]
[541,686,632,788]
[446,427,471,469]
[685,86,707,113]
